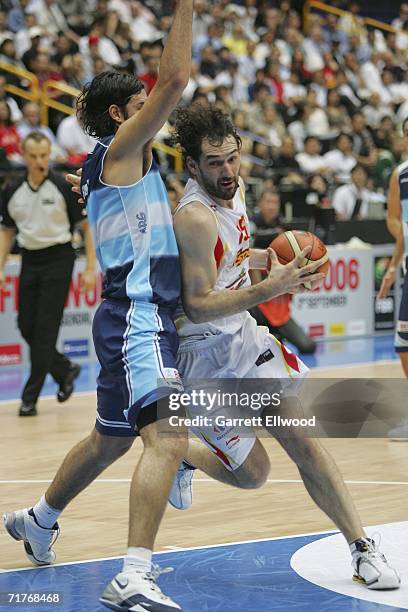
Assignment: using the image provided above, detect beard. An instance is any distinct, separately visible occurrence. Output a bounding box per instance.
[201,174,239,201]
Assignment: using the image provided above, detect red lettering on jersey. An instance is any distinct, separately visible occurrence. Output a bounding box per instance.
[214,236,224,269]
[237,215,249,244]
[281,342,300,373]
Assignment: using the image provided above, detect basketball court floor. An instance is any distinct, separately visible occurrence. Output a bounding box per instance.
[0,334,407,611]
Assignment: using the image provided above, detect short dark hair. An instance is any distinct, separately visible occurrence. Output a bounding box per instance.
[22,131,51,149]
[172,105,241,162]
[351,163,367,175]
[76,71,144,138]
[337,132,352,145]
[304,135,319,145]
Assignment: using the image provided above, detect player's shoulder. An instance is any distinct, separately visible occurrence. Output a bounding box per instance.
[396,159,408,176]
[175,199,216,227]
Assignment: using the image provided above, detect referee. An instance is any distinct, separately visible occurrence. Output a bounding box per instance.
[0,132,96,416]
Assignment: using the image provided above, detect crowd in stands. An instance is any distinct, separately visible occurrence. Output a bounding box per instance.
[0,0,407,222]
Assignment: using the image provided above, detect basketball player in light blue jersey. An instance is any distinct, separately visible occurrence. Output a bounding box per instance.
[379,117,408,438]
[3,2,193,610]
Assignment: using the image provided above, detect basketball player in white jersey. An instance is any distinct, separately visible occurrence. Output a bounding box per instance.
[169,105,400,590]
[66,109,401,589]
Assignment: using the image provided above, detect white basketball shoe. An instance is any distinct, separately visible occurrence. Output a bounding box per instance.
[351,537,401,589]
[100,566,181,611]
[168,461,194,510]
[3,508,59,566]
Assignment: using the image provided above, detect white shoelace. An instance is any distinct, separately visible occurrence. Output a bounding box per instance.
[144,564,175,600]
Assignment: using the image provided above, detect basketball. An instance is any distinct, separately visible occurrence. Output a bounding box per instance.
[269,230,330,289]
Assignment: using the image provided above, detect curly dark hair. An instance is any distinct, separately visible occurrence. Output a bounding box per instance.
[76,71,145,138]
[172,105,241,162]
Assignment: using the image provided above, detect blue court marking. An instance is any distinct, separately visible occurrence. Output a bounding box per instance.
[0,533,404,612]
[0,335,399,402]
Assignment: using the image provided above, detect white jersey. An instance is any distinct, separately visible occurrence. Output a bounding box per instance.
[174,177,254,338]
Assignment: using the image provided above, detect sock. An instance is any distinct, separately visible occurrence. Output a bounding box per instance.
[122,547,152,573]
[32,495,61,529]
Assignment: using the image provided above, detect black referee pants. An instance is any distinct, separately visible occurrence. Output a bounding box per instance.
[17,244,76,405]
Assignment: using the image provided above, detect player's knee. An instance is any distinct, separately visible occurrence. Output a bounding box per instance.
[89,430,134,465]
[291,438,324,467]
[156,435,188,465]
[234,447,270,489]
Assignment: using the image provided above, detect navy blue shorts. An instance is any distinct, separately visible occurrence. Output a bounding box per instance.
[395,258,408,353]
[93,299,183,437]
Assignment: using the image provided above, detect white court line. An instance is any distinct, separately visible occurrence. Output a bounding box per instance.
[0,478,407,486]
[312,359,398,372]
[0,391,95,406]
[0,527,339,574]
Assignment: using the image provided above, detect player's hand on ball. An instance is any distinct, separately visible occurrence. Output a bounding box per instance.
[265,246,326,296]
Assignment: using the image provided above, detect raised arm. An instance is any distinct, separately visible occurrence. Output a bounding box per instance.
[174,203,326,324]
[108,0,193,163]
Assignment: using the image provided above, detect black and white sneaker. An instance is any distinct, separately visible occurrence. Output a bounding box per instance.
[3,508,59,566]
[100,565,181,611]
[351,537,401,590]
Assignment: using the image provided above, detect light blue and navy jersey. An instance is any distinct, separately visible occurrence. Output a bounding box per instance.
[81,135,180,308]
[399,160,408,254]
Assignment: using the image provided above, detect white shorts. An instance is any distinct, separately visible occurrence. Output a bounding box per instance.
[176,320,309,471]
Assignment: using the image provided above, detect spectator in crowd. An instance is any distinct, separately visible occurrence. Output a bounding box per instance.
[295,136,331,176]
[0,100,21,161]
[31,50,63,88]
[324,132,357,183]
[0,0,405,220]
[351,111,377,168]
[0,74,22,123]
[332,163,372,220]
[0,132,96,417]
[21,26,43,72]
[0,34,26,76]
[28,0,69,37]
[17,101,66,163]
[391,3,408,29]
[138,49,161,94]
[56,111,97,164]
[362,92,393,129]
[306,173,331,208]
[17,101,54,143]
[6,0,30,33]
[79,18,121,75]
[326,88,351,133]
[272,135,303,183]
